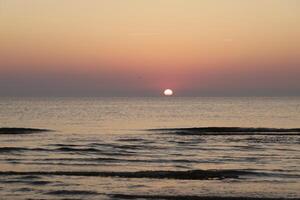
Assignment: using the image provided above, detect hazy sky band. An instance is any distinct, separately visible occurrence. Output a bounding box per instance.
[0,0,299,96]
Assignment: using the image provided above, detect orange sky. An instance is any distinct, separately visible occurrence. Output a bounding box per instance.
[0,0,299,96]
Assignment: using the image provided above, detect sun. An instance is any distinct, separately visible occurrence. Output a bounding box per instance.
[164,89,173,96]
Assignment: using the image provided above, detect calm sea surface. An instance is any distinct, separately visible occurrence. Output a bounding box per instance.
[0,97,299,199]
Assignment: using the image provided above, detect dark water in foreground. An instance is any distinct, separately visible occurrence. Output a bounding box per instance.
[0,97,299,199]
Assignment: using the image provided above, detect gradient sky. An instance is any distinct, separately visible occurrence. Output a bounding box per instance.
[0,0,299,96]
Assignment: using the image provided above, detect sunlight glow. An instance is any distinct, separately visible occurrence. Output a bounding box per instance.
[164,89,173,96]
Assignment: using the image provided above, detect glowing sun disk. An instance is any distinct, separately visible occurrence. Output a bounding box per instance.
[164,89,173,96]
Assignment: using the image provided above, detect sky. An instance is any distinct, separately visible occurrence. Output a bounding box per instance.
[0,0,299,96]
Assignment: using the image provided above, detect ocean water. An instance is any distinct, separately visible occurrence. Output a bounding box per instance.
[0,97,299,199]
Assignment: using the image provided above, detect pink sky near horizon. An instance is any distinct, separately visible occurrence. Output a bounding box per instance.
[0,0,299,96]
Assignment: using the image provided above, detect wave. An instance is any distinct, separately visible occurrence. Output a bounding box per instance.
[0,169,263,180]
[0,147,102,154]
[0,147,48,153]
[46,190,99,196]
[1,179,51,186]
[3,157,204,166]
[0,146,138,157]
[0,127,50,135]
[150,127,300,136]
[55,147,101,152]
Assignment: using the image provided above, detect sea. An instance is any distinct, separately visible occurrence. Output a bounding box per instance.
[0,97,299,199]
